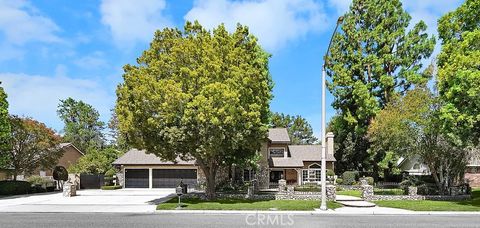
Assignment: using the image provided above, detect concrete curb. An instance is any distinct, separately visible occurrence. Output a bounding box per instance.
[155,209,480,215]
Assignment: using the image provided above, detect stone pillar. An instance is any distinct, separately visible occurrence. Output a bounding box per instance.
[326,132,335,157]
[68,173,80,190]
[278,179,287,193]
[326,185,336,201]
[116,172,124,188]
[63,182,76,197]
[361,185,374,200]
[408,186,418,196]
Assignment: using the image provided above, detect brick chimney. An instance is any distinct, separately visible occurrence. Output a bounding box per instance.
[326,132,335,157]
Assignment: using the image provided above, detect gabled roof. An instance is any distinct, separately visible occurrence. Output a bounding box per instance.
[59,143,84,156]
[268,128,291,144]
[268,145,336,168]
[112,149,195,165]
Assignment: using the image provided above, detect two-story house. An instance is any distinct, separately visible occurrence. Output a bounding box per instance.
[113,128,335,189]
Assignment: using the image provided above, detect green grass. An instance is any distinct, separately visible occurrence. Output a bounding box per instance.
[157,198,342,211]
[101,185,122,190]
[375,188,480,211]
[374,188,404,195]
[337,190,362,198]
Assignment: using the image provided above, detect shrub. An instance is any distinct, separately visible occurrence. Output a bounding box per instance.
[326,169,335,177]
[336,178,343,185]
[27,175,47,186]
[342,171,359,185]
[29,185,46,193]
[0,181,31,195]
[361,176,374,185]
[105,169,116,177]
[53,166,68,182]
[294,185,321,192]
[101,185,122,190]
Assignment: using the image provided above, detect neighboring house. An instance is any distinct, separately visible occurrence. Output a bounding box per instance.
[397,155,430,176]
[398,148,480,187]
[0,143,84,181]
[113,128,335,189]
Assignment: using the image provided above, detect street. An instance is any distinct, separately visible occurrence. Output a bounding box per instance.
[1,213,480,228]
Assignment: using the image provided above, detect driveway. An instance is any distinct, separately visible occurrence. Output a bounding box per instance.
[0,189,176,213]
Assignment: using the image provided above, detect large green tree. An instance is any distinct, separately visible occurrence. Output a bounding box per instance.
[437,0,480,145]
[368,88,469,194]
[116,21,273,199]
[270,112,317,144]
[57,98,105,153]
[326,0,435,174]
[0,83,11,168]
[8,116,63,180]
[69,147,123,174]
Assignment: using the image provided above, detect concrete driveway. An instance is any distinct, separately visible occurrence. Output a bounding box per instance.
[0,188,176,213]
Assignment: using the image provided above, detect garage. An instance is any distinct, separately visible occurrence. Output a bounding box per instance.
[152,169,197,188]
[125,169,149,188]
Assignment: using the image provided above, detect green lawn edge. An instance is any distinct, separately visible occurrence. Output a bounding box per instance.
[157,198,342,211]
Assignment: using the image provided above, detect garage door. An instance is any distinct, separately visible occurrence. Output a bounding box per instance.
[153,169,197,188]
[125,169,149,188]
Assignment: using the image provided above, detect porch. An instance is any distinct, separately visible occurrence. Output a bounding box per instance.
[268,163,323,189]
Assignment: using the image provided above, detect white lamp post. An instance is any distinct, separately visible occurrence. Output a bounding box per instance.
[320,16,344,211]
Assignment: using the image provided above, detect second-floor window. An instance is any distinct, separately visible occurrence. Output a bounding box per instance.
[269,148,285,157]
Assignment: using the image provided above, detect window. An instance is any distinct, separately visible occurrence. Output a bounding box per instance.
[243,169,256,181]
[302,169,321,182]
[269,148,285,157]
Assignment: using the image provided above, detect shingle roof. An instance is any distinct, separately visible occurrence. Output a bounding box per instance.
[112,149,195,165]
[59,143,84,155]
[288,145,336,161]
[269,157,304,167]
[268,145,336,168]
[268,128,291,144]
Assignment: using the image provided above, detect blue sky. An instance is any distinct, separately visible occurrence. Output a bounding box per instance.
[0,0,463,138]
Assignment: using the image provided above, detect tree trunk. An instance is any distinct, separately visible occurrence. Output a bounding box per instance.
[205,169,216,200]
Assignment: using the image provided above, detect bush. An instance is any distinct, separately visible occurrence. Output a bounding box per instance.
[0,181,31,195]
[294,185,321,192]
[101,185,122,190]
[326,169,335,177]
[342,171,359,185]
[53,166,68,182]
[361,176,374,185]
[105,169,116,177]
[29,185,46,193]
[336,178,343,185]
[27,175,47,186]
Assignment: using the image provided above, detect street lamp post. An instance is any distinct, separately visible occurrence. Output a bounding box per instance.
[320,16,344,211]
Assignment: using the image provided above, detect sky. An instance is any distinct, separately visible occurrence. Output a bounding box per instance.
[0,0,464,138]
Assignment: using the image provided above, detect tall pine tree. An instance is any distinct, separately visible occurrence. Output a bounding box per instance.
[326,0,435,174]
[0,82,11,168]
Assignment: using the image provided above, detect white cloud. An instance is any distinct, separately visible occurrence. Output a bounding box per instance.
[74,51,108,69]
[0,0,61,45]
[0,73,115,131]
[327,0,351,15]
[185,0,328,51]
[100,0,172,47]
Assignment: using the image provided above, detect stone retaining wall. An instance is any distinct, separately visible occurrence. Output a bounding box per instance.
[183,186,336,201]
[360,184,471,201]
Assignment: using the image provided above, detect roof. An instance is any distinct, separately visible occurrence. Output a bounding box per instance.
[269,145,336,168]
[268,128,291,144]
[59,143,84,156]
[112,149,195,165]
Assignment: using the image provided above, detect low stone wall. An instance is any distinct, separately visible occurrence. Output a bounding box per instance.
[338,185,363,190]
[183,187,336,201]
[360,184,471,201]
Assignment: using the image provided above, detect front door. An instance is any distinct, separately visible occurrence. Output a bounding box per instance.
[270,170,284,183]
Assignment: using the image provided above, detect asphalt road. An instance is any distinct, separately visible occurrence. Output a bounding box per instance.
[1,213,480,228]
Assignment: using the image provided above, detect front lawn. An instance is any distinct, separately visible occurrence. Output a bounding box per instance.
[337,190,362,198]
[375,188,480,211]
[157,198,342,211]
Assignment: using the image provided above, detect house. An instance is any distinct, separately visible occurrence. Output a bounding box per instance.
[0,143,84,181]
[113,128,336,189]
[398,147,480,187]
